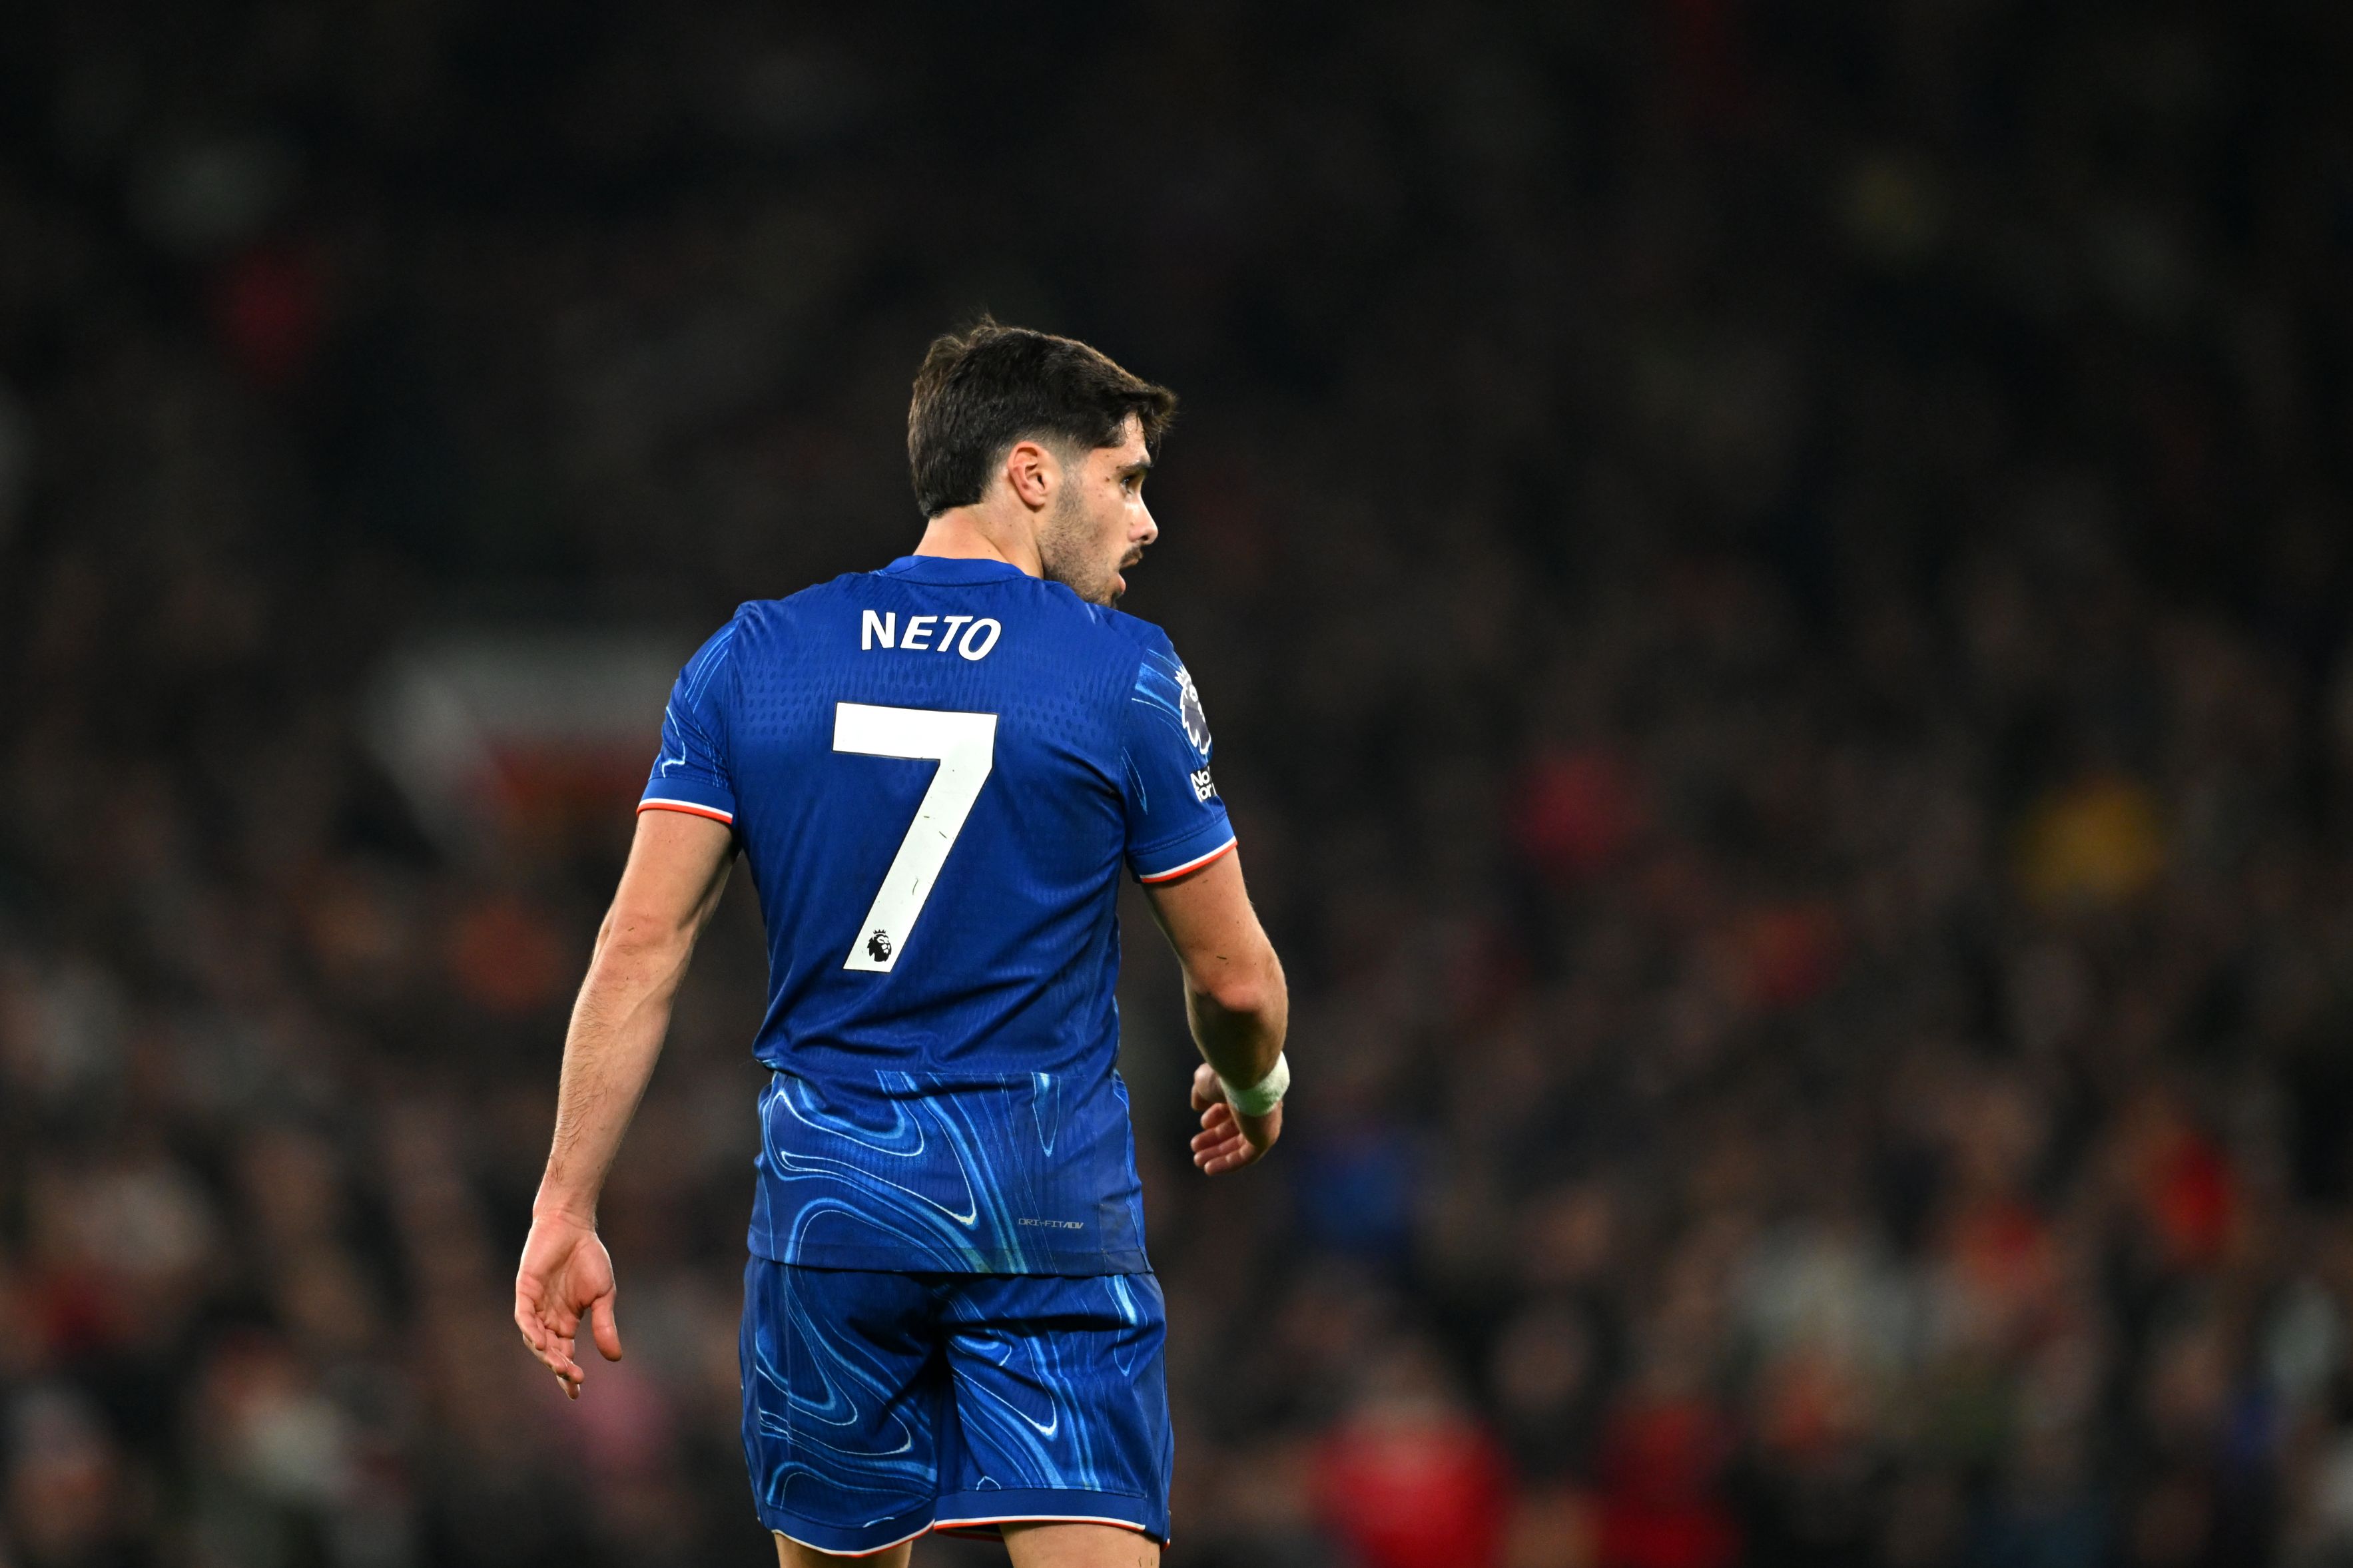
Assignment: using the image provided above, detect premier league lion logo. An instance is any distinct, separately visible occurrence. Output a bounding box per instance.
[1176,666,1212,756]
[866,929,893,963]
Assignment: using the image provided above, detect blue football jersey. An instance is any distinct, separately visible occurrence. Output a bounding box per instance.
[641,556,1235,1274]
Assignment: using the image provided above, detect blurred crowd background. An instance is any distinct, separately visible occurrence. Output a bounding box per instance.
[7,3,2353,1566]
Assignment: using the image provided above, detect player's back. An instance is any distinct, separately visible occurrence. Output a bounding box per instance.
[642,554,1233,1272]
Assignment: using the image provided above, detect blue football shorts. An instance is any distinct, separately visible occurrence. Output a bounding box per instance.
[739,1259,1174,1556]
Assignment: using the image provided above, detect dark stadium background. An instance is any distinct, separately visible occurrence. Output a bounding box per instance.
[6,3,2353,1566]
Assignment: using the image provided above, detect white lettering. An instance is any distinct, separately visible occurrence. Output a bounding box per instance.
[902,615,938,651]
[957,618,1002,660]
[861,610,896,650]
[938,615,974,651]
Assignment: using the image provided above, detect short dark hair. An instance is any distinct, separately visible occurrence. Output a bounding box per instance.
[907,318,1177,517]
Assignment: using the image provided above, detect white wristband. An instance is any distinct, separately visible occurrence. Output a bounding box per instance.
[1218,1053,1290,1117]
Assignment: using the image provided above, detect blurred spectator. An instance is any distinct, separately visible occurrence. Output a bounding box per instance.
[1312,1340,1514,1568]
[5,1384,145,1568]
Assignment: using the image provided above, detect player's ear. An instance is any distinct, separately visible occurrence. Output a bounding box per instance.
[1004,439,1054,513]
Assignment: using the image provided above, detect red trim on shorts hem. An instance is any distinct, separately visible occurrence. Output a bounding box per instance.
[932,1514,1150,1534]
[770,1521,930,1557]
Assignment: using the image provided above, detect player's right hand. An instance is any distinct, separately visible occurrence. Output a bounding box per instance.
[513,1212,623,1399]
[1189,1061,1281,1174]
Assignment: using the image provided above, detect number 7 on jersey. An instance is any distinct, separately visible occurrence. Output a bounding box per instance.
[833,702,998,973]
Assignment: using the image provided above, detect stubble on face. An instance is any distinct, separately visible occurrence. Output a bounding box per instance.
[1036,477,1122,605]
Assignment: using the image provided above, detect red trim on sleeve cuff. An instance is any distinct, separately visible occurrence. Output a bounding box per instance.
[1136,836,1236,884]
[638,798,735,825]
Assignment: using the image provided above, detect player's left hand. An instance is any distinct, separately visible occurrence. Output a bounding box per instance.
[1189,1062,1281,1174]
[513,1212,623,1399]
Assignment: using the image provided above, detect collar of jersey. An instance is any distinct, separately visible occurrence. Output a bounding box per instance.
[880,555,1032,585]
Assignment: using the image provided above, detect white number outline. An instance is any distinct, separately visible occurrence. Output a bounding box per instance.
[833,702,997,973]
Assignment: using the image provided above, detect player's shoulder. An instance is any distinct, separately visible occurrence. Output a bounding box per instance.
[1036,599,1199,698]
[709,575,864,639]
[1093,605,1179,661]
[671,591,825,689]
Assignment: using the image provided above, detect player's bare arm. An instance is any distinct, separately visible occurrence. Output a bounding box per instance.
[1142,848,1289,1173]
[515,808,735,1397]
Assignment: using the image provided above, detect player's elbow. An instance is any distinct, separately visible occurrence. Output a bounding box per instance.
[1191,946,1286,1024]
[590,904,696,976]
[1199,983,1278,1027]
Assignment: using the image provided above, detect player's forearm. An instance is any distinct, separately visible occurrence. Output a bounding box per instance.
[532,925,696,1222]
[1183,953,1287,1090]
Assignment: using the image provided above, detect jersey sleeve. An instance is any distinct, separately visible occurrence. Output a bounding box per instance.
[639,617,743,826]
[1120,641,1237,883]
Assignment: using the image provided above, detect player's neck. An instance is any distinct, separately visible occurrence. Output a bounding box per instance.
[911,506,1043,579]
